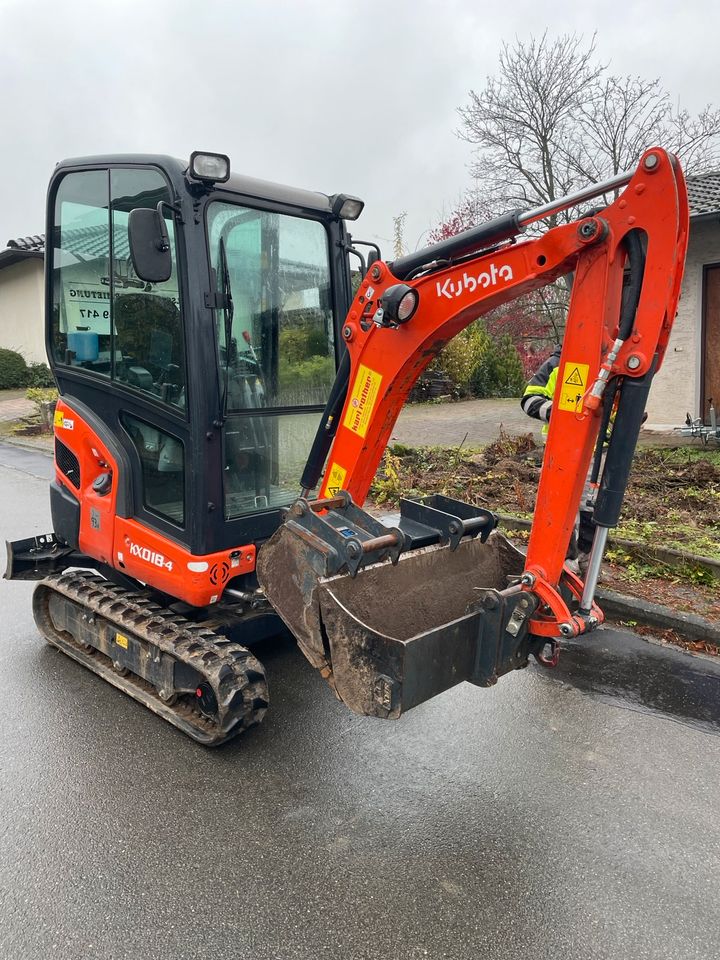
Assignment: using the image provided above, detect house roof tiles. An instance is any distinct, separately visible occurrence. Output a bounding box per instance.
[7,235,45,252]
[686,171,720,217]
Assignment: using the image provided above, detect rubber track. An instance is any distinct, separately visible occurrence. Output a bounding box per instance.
[33,571,269,746]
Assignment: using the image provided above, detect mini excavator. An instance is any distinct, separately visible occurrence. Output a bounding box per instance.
[5,148,688,743]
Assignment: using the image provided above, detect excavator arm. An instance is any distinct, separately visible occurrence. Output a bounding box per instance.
[258,148,688,717]
[319,148,685,557]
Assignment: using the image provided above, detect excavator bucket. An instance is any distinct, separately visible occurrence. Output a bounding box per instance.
[257,493,542,718]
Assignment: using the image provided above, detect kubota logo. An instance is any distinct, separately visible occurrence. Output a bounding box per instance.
[435,263,513,300]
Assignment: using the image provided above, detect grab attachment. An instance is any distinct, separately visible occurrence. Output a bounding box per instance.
[257,492,545,718]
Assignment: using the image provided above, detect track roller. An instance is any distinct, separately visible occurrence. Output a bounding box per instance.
[32,571,269,746]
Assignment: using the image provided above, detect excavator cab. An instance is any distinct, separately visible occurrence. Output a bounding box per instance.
[38,153,360,599]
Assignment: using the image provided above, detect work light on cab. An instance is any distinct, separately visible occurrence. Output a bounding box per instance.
[189,151,230,184]
[381,284,419,324]
[330,193,365,221]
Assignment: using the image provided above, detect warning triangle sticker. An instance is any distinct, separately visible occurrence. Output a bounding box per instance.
[565,366,584,386]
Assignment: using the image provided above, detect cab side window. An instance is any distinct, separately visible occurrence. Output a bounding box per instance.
[121,413,185,525]
[111,170,185,407]
[51,168,186,410]
[51,171,112,377]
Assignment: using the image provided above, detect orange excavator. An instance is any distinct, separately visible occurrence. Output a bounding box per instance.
[6,148,688,743]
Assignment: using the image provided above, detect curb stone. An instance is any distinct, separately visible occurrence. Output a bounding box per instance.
[595,588,720,644]
[496,513,719,643]
[496,512,720,579]
[0,435,54,454]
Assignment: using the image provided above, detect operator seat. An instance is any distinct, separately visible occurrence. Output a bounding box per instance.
[113,293,184,402]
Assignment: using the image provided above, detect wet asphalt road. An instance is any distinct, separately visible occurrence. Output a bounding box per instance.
[1,443,719,960]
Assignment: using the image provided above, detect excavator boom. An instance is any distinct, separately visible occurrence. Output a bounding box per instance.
[258,148,689,717]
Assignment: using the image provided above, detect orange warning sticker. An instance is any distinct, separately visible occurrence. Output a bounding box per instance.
[324,462,347,496]
[343,364,383,438]
[558,362,590,413]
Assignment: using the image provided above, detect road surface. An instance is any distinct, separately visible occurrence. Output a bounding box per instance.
[0,443,718,960]
[391,398,688,448]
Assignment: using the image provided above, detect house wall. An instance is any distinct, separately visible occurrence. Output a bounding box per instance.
[645,218,720,427]
[0,258,46,364]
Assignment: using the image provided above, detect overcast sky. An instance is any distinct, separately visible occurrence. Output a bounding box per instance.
[1,0,718,254]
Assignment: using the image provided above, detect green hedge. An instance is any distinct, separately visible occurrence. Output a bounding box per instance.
[0,349,28,389]
[428,323,526,399]
[469,334,526,398]
[0,352,54,390]
[27,362,55,387]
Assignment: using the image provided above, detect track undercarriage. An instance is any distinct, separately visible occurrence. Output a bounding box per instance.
[33,571,269,746]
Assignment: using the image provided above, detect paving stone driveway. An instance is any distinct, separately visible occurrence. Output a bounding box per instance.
[0,393,681,449]
[393,398,543,447]
[0,397,35,422]
[393,398,681,448]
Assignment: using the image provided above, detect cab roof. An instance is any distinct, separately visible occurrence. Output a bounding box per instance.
[55,153,337,215]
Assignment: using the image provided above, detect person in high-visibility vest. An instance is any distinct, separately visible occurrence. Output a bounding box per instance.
[520,346,560,434]
[521,346,595,574]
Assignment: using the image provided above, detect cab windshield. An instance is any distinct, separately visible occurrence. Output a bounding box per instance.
[206,201,336,517]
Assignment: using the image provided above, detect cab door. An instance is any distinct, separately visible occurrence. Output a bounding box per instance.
[48,165,191,572]
[205,199,339,548]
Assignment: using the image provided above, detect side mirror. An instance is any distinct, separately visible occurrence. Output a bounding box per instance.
[128,208,172,283]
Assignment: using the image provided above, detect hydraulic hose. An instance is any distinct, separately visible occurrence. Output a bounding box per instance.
[618,230,645,341]
[590,379,618,486]
[299,348,351,493]
[589,229,646,485]
[594,358,657,529]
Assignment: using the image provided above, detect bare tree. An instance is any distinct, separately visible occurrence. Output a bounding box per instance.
[457,32,720,224]
[572,75,720,184]
[444,33,720,348]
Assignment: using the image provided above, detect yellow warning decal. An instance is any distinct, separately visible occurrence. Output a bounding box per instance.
[324,462,347,496]
[558,362,590,413]
[53,410,64,428]
[343,364,383,439]
[115,633,129,650]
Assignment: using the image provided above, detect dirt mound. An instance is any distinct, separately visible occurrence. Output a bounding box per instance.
[481,431,538,467]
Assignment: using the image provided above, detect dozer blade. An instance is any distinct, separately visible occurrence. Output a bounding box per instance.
[257,493,542,719]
